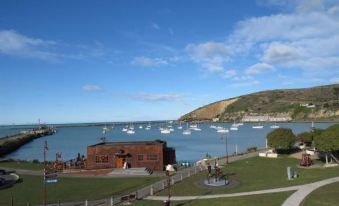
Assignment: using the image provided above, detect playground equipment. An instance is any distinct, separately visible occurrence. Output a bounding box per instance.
[300,153,313,167]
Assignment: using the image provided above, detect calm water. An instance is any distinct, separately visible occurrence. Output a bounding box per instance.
[2,122,336,162]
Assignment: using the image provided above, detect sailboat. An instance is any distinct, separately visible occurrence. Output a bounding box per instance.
[252,122,264,129]
[161,128,171,134]
[270,122,279,129]
[217,127,229,133]
[145,123,151,130]
[182,123,191,135]
[126,129,135,134]
[177,122,183,130]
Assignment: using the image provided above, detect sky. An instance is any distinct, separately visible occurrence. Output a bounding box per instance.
[0,0,338,124]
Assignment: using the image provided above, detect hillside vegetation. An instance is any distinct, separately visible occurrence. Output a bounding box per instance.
[180,84,339,121]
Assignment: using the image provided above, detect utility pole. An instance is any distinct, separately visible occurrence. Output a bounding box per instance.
[225,134,229,164]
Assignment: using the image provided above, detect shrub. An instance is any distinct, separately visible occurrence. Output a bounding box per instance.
[247,146,257,152]
[267,128,296,150]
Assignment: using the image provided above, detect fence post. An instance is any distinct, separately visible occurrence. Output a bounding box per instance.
[194,167,197,174]
[58,200,61,206]
[171,177,174,185]
[110,196,114,206]
[85,199,88,206]
[188,170,191,177]
[180,174,183,181]
[150,185,154,195]
[162,181,165,189]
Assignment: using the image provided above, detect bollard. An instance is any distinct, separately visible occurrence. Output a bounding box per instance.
[85,199,88,206]
[58,200,61,206]
[150,185,154,195]
[110,196,114,206]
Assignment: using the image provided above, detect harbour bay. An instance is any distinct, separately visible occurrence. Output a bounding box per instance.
[1,122,335,162]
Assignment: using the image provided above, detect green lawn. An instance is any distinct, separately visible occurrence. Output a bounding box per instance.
[157,156,339,196]
[0,175,162,206]
[132,192,294,206]
[301,182,339,206]
[0,161,44,170]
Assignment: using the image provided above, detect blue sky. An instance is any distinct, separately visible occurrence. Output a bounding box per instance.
[0,0,338,124]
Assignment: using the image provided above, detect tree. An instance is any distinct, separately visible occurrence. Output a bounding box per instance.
[267,128,296,151]
[297,132,313,146]
[314,124,339,164]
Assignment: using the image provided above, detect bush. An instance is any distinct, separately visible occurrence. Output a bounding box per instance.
[247,146,257,152]
[297,132,313,145]
[314,124,339,152]
[267,128,296,151]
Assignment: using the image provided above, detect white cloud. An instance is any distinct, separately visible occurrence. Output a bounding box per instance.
[186,41,230,73]
[245,63,275,75]
[132,56,168,67]
[133,92,186,103]
[222,69,237,79]
[262,42,303,64]
[82,85,102,92]
[0,30,57,61]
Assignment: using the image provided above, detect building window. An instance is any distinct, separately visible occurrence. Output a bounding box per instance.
[137,154,144,161]
[147,154,157,160]
[96,155,109,163]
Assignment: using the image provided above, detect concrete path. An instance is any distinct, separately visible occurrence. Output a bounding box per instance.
[282,176,339,206]
[146,176,339,206]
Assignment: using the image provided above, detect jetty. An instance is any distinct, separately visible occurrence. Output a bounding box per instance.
[0,125,56,157]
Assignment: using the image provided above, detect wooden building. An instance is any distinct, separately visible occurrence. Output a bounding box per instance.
[86,140,176,171]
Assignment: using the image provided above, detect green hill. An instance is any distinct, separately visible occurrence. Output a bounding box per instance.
[180,84,339,122]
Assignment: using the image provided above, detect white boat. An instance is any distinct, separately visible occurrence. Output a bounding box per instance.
[217,128,229,133]
[126,129,135,134]
[145,125,151,130]
[182,129,191,135]
[230,126,238,131]
[139,125,143,129]
[270,123,279,129]
[189,124,198,129]
[161,128,171,134]
[177,122,183,130]
[252,124,264,129]
[210,125,216,129]
[122,127,128,132]
[169,128,174,132]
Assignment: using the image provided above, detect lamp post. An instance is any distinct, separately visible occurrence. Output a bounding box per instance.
[225,133,229,164]
[164,164,176,206]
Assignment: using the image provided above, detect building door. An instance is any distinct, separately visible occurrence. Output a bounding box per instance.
[115,157,124,168]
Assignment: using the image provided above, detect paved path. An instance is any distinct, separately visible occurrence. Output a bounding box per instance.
[146,176,339,206]
[282,176,339,206]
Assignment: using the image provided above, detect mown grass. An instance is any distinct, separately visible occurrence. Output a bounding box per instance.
[157,156,339,196]
[132,191,294,206]
[0,161,44,170]
[300,181,339,206]
[0,175,162,206]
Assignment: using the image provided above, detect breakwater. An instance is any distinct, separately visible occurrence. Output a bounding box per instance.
[0,127,55,157]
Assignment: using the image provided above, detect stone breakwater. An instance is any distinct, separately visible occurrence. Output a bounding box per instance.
[0,128,55,157]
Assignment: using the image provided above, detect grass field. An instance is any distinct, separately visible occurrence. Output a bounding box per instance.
[132,192,294,206]
[0,161,44,170]
[157,156,339,196]
[300,182,339,206]
[0,174,162,206]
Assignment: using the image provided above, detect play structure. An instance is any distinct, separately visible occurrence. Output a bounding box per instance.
[300,153,313,167]
[204,163,229,187]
